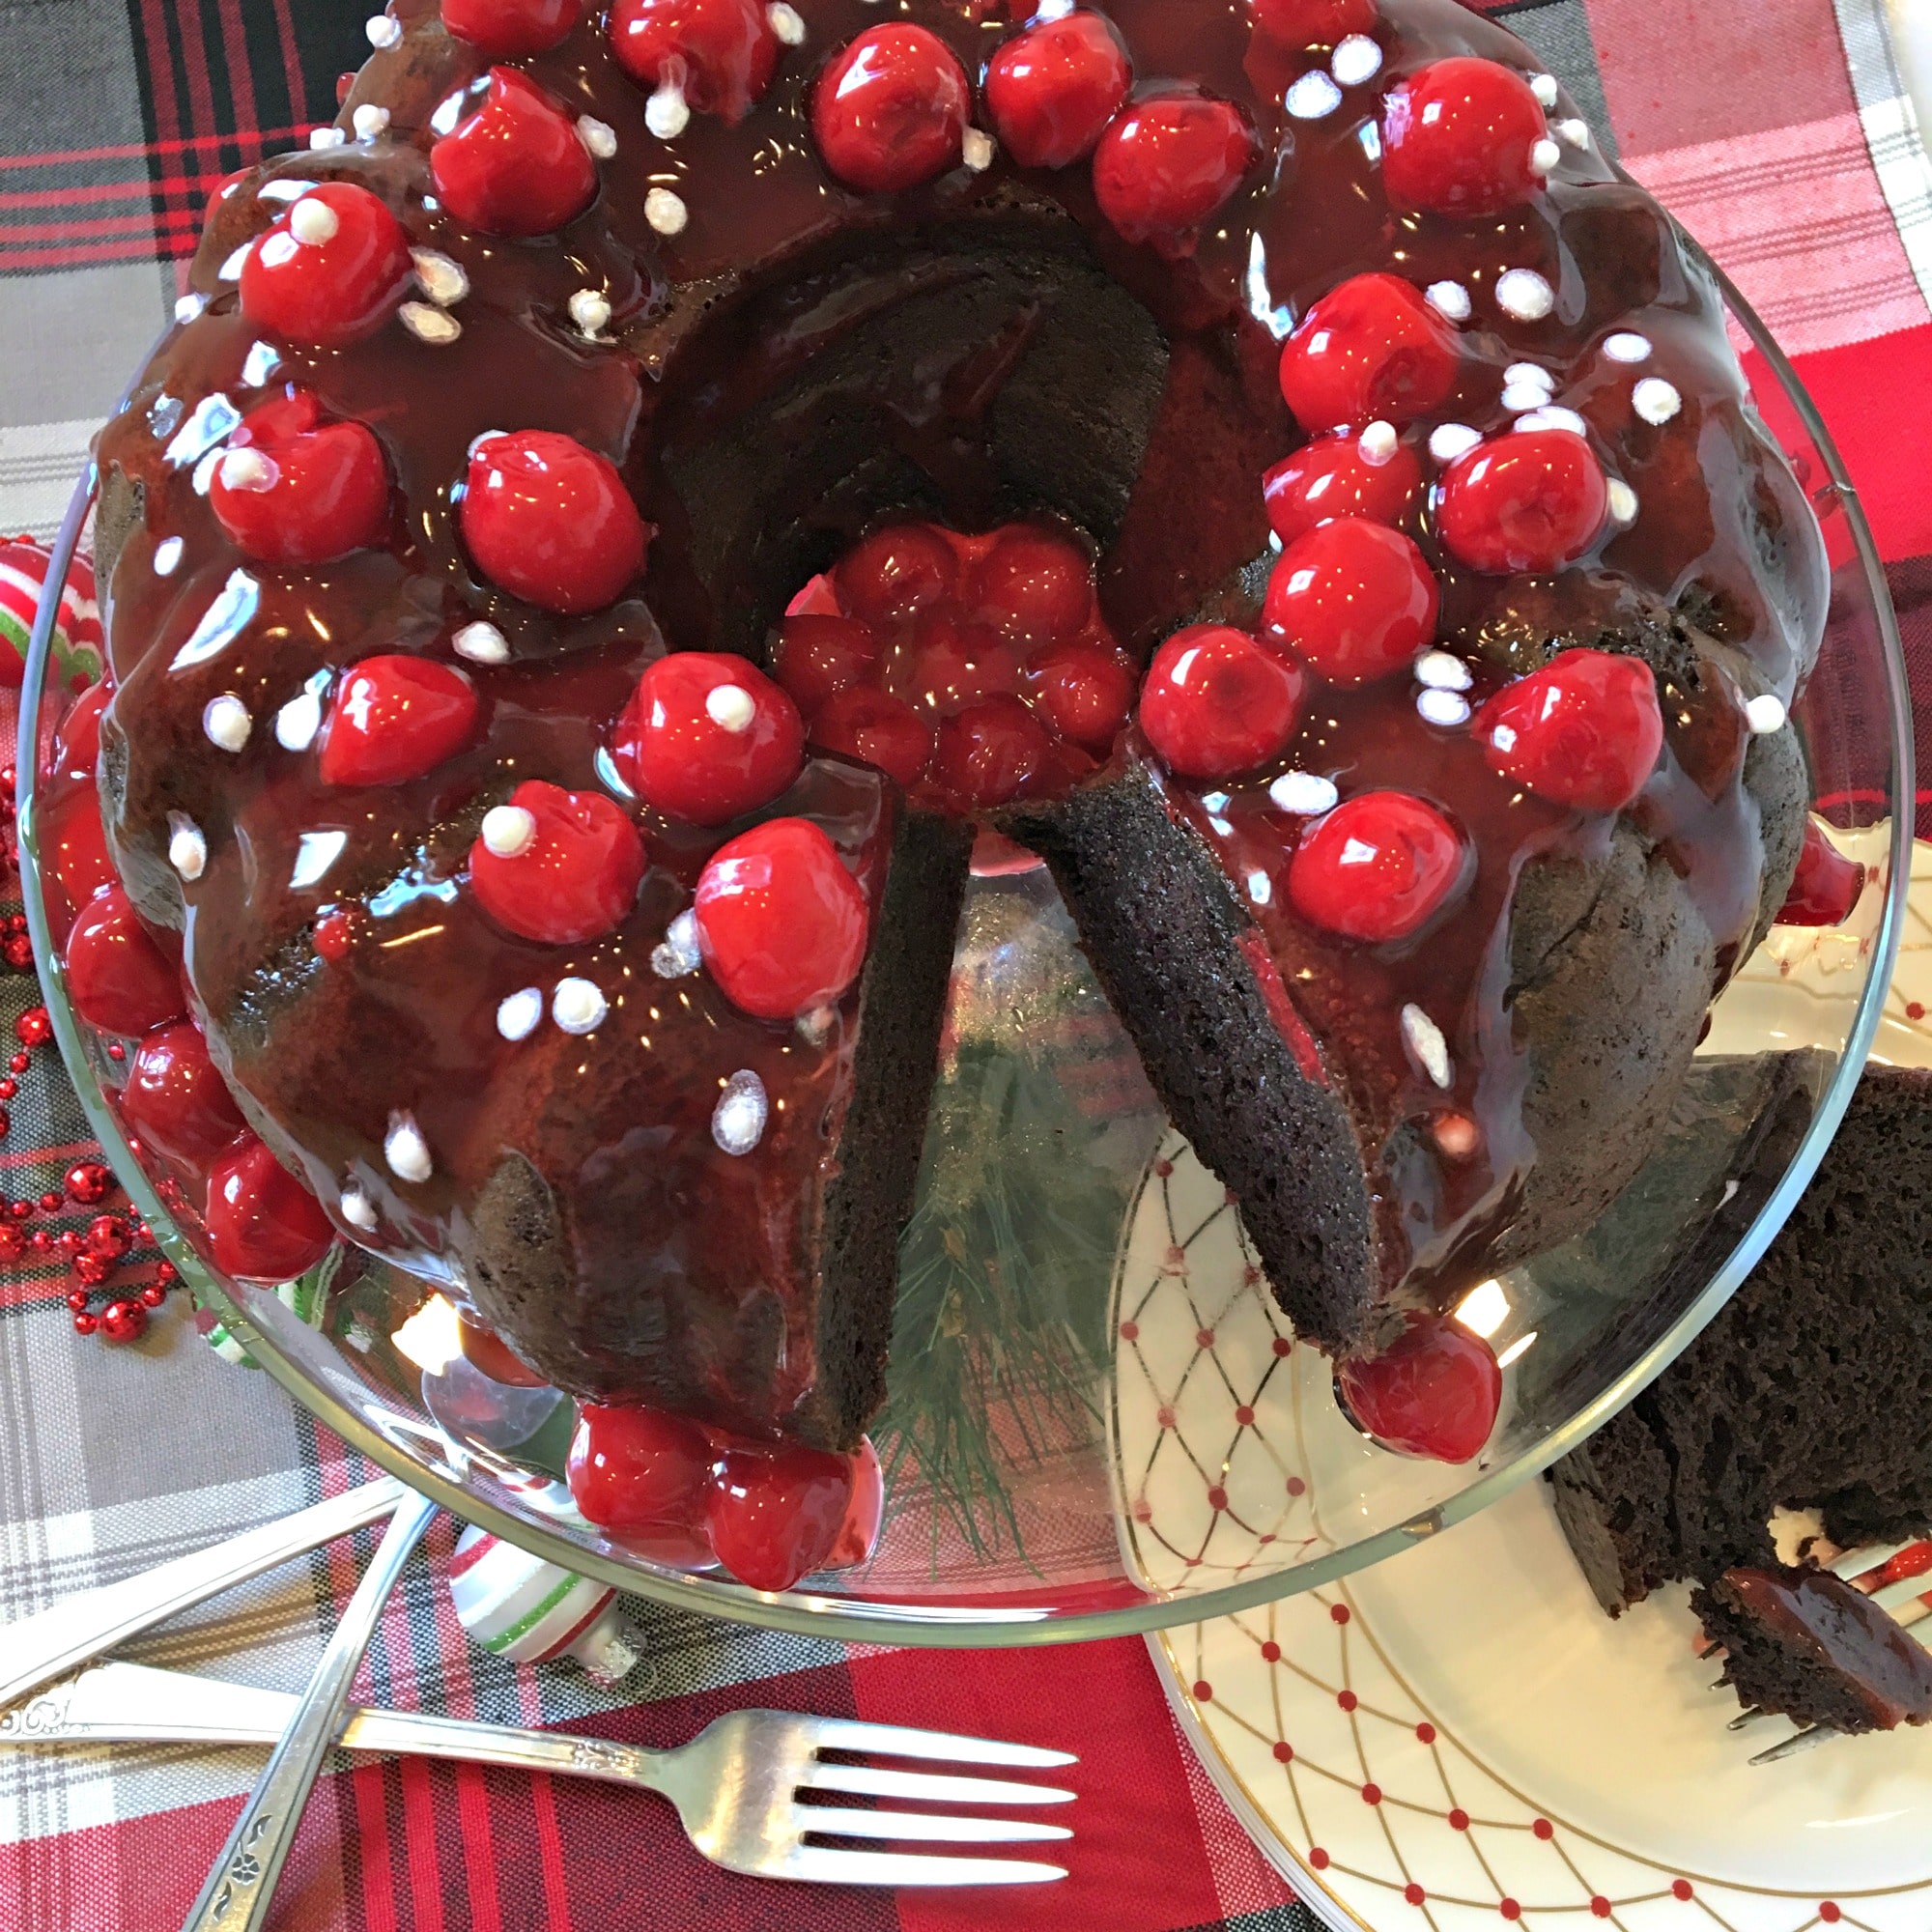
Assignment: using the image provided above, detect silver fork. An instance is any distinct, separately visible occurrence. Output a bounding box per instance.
[2,1660,1076,1888]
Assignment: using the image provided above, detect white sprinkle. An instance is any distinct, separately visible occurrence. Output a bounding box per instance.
[365,12,402,47]
[1402,1004,1453,1089]
[577,114,617,160]
[218,241,253,282]
[384,1112,433,1183]
[1286,71,1343,120]
[354,103,391,142]
[400,300,462,345]
[154,536,185,577]
[1495,268,1555,322]
[275,688,324,752]
[481,805,536,858]
[705,683,757,732]
[553,978,609,1036]
[1425,280,1470,322]
[291,829,347,890]
[712,1070,769,1157]
[646,80,691,140]
[767,2,806,44]
[1529,72,1559,108]
[412,249,469,306]
[174,294,205,325]
[1268,771,1339,816]
[219,447,276,494]
[203,695,252,753]
[1531,136,1562,175]
[1429,423,1482,464]
[1504,360,1553,393]
[1633,376,1682,424]
[1417,687,1471,728]
[652,908,703,980]
[962,127,996,172]
[308,126,348,150]
[1501,381,1555,413]
[644,187,688,236]
[497,987,544,1041]
[341,1186,379,1233]
[1557,117,1591,150]
[569,288,612,336]
[454,620,509,666]
[1603,330,1652,363]
[1747,693,1788,735]
[1330,34,1382,86]
[1415,649,1472,692]
[1607,478,1639,525]
[1515,405,1589,438]
[167,812,207,882]
[1356,420,1399,466]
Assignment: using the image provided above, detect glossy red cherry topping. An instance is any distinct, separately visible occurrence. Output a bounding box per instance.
[985,12,1132,171]
[469,779,647,944]
[1288,792,1464,942]
[826,1438,884,1570]
[1027,642,1134,751]
[808,687,934,788]
[1381,57,1548,218]
[119,1021,247,1166]
[609,0,780,122]
[971,526,1095,645]
[706,1440,854,1592]
[1263,430,1423,547]
[1140,625,1304,781]
[430,67,597,238]
[833,523,960,624]
[443,0,580,58]
[1337,1312,1502,1463]
[1778,820,1867,926]
[45,784,117,916]
[1093,92,1257,254]
[612,652,805,826]
[771,613,882,712]
[930,695,1060,809]
[1264,520,1438,685]
[239,182,412,349]
[1248,0,1376,45]
[210,390,388,568]
[1476,649,1663,813]
[812,25,970,194]
[461,430,647,614]
[1437,429,1607,575]
[695,817,870,1019]
[318,656,480,788]
[568,1403,714,1545]
[65,888,185,1037]
[1278,273,1461,432]
[205,1135,336,1284]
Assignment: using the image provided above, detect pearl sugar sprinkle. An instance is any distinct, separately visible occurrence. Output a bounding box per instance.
[1633,376,1682,424]
[712,1070,770,1157]
[1603,331,1652,363]
[288,197,340,246]
[275,687,323,752]
[400,300,462,345]
[962,128,996,172]
[1402,1004,1453,1090]
[705,684,756,732]
[1495,268,1555,322]
[552,978,609,1037]
[353,104,391,142]
[1747,693,1789,735]
[1425,280,1471,322]
[1330,35,1382,86]
[1268,771,1339,816]
[1356,420,1399,466]
[454,620,509,666]
[384,1111,433,1184]
[202,695,252,753]
[412,249,469,307]
[646,81,691,141]
[1429,422,1482,464]
[652,909,703,980]
[1415,649,1472,693]
[1417,687,1471,728]
[365,13,401,48]
[644,187,688,237]
[767,3,806,44]
[1530,72,1560,107]
[341,1186,379,1233]
[1286,71,1343,120]
[481,805,537,859]
[569,289,612,337]
[578,115,617,160]
[309,127,347,151]
[497,986,544,1042]
[167,812,207,882]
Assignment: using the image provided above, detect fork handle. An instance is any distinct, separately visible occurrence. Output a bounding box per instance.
[0,1478,403,1712]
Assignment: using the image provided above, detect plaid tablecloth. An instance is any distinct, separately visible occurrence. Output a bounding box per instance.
[4,2,1932,1928]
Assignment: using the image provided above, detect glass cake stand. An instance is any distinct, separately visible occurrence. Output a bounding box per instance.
[18,255,1912,1648]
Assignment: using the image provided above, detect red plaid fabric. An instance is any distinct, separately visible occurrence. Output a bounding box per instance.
[3,2,1930,1927]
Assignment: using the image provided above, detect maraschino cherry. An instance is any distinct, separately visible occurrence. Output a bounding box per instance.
[1027,643,1133,750]
[1476,649,1663,812]
[1337,1312,1502,1463]
[210,390,389,567]
[707,1441,854,1592]
[985,12,1132,171]
[971,526,1094,645]
[443,0,580,58]
[695,817,870,1019]
[1093,91,1256,253]
[45,787,116,914]
[239,183,412,348]
[612,652,804,825]
[1437,429,1607,574]
[1778,820,1866,926]
[1278,273,1460,432]
[812,25,970,193]
[469,780,646,944]
[930,695,1059,808]
[1289,792,1464,942]
[610,0,780,122]
[1263,520,1438,684]
[64,888,185,1036]
[808,687,933,787]
[1139,625,1303,781]
[1263,429,1422,546]
[205,1135,336,1284]
[1248,0,1376,44]
[461,430,647,614]
[319,656,480,787]
[1381,57,1548,217]
[118,1021,247,1164]
[430,66,598,237]
[833,523,959,623]
[568,1403,715,1565]
[771,614,881,712]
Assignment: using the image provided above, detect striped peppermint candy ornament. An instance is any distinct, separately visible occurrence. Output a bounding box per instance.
[0,537,102,691]
[448,1522,639,1684]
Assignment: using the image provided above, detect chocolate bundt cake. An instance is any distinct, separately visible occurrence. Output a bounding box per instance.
[74,0,1824,1492]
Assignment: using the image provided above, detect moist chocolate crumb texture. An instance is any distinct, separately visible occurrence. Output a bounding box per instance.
[86,0,1824,1459]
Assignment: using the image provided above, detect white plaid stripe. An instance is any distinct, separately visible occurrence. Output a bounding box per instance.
[0,420,98,544]
[1833,0,1932,310]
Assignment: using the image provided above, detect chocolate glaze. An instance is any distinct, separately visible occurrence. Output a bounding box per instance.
[90,0,1825,1425]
